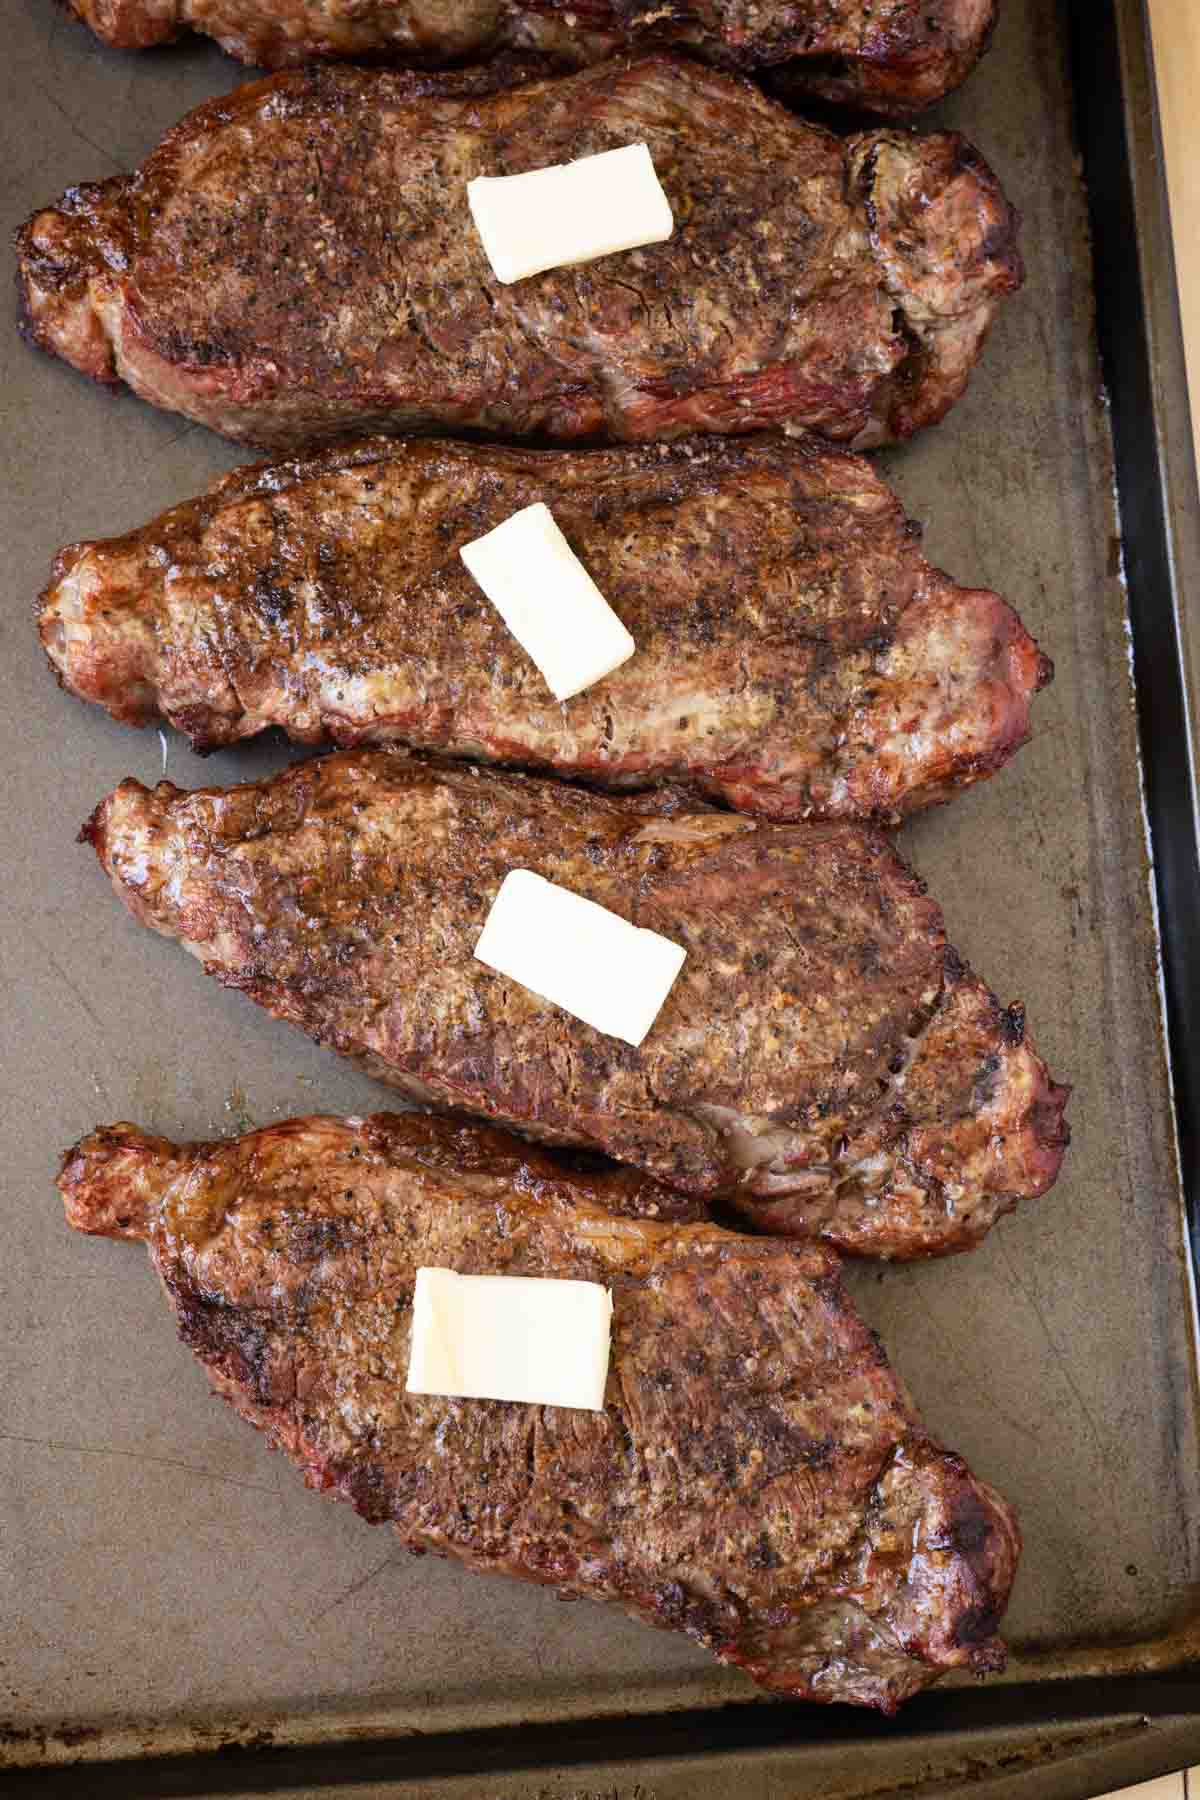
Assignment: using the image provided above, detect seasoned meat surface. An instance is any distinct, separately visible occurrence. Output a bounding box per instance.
[763,0,996,112]
[58,1109,1021,1711]
[61,0,996,118]
[41,435,1050,823]
[16,58,1021,453]
[82,753,1069,1255]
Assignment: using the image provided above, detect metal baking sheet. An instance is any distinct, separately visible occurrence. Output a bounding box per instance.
[1,0,1197,1784]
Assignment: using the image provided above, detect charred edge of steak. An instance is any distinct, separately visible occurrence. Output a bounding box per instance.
[64,0,182,50]
[169,1276,280,1408]
[850,129,1023,445]
[63,0,996,116]
[14,179,129,384]
[769,0,998,117]
[57,1120,183,1238]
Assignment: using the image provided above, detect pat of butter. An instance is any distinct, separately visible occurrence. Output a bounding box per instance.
[474,868,686,1047]
[459,501,635,702]
[406,1267,613,1410]
[467,142,673,284]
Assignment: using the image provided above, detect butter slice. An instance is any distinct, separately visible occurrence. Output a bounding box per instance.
[474,868,686,1047]
[459,501,635,702]
[406,1267,613,1410]
[467,142,673,284]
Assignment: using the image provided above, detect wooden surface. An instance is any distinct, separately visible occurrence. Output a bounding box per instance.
[1097,1771,1199,1800]
[1146,0,1200,478]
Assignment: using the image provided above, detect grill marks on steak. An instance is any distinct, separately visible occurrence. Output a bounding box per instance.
[40,435,1051,823]
[16,58,1022,453]
[60,0,996,118]
[57,1109,1020,1711]
[81,752,1069,1256]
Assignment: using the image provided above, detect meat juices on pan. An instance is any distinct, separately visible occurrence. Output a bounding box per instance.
[40,434,1051,822]
[81,752,1069,1256]
[16,57,1021,452]
[59,0,996,118]
[58,1108,1021,1713]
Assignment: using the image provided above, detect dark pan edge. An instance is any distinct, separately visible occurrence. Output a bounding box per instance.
[3,1675,1200,1798]
[1072,0,1200,1289]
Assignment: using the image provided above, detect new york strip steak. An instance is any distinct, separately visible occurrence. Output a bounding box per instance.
[16,58,1021,452]
[60,0,995,119]
[82,752,1069,1256]
[58,1108,1021,1712]
[41,435,1050,823]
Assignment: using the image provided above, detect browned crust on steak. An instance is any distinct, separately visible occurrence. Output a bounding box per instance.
[60,0,996,117]
[767,0,997,114]
[80,752,1069,1255]
[15,58,1021,453]
[40,434,1051,824]
[57,1109,1021,1710]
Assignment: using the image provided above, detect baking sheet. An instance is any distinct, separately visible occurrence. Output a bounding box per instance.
[1,0,1197,1772]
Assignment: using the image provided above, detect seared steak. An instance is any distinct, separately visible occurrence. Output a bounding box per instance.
[41,435,1050,823]
[16,58,1021,453]
[82,753,1069,1255]
[60,0,996,118]
[58,1109,1021,1712]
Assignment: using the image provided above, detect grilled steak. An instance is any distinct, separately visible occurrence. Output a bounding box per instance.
[60,0,996,118]
[58,1109,1021,1711]
[763,1,997,114]
[16,58,1021,453]
[82,752,1068,1255]
[40,435,1050,823]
